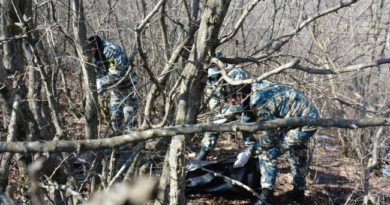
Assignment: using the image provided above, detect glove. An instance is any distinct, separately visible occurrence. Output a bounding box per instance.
[212,118,227,124]
[233,151,250,168]
[214,113,224,119]
[96,80,102,93]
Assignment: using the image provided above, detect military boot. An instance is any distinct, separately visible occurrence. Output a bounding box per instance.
[286,188,305,204]
[195,148,209,160]
[249,188,273,205]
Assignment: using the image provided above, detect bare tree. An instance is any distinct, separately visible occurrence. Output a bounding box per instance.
[1,0,390,204]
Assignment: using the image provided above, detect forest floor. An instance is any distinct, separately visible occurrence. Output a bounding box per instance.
[186,133,390,205]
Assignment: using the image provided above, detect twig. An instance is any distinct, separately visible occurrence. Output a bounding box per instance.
[107,143,145,188]
[100,49,139,94]
[343,184,359,205]
[39,183,85,202]
[44,153,73,183]
[197,167,269,205]
[253,0,359,60]
[220,59,301,85]
[219,0,263,45]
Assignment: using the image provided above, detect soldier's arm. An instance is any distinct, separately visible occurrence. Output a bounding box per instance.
[241,113,259,156]
[98,55,131,87]
[98,40,134,89]
[243,132,258,156]
[244,105,277,156]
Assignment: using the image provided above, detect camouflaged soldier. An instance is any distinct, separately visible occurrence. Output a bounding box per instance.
[221,77,318,204]
[85,36,137,133]
[196,58,253,160]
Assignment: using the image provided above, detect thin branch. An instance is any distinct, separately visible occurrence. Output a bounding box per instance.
[250,34,297,56]
[108,143,145,187]
[293,58,390,74]
[197,167,270,205]
[135,0,167,32]
[39,183,85,202]
[219,0,262,45]
[0,97,21,187]
[251,0,359,59]
[11,0,67,139]
[134,0,167,93]
[151,76,183,128]
[159,0,170,61]
[0,34,28,45]
[218,57,390,77]
[140,20,200,129]
[99,49,138,94]
[220,59,300,85]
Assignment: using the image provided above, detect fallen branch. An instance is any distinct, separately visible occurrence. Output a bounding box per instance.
[1,117,390,153]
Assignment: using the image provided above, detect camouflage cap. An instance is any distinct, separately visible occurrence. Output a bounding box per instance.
[227,67,250,81]
[207,67,220,78]
[207,58,225,78]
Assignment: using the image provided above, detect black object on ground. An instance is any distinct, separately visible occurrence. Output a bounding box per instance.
[186,158,261,199]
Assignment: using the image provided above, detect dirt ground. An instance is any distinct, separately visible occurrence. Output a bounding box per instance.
[186,133,390,205]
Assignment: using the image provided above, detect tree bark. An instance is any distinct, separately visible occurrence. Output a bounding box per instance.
[72,0,98,140]
[0,0,30,190]
[167,1,231,204]
[0,98,20,189]
[2,117,390,153]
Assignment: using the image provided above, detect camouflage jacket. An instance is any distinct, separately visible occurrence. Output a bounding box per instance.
[95,39,137,91]
[245,80,319,154]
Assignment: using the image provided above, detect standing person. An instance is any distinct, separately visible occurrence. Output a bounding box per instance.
[196,58,253,160]
[221,75,319,204]
[84,35,137,133]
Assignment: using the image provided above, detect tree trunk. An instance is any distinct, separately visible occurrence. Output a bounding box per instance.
[72,0,98,140]
[0,0,28,190]
[166,1,231,204]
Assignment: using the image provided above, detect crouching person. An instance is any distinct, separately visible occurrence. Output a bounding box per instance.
[221,77,318,204]
[197,58,252,160]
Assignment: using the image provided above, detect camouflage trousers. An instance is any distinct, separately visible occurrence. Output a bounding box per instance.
[201,114,255,151]
[201,132,219,151]
[258,129,317,191]
[109,88,137,132]
[201,131,254,151]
